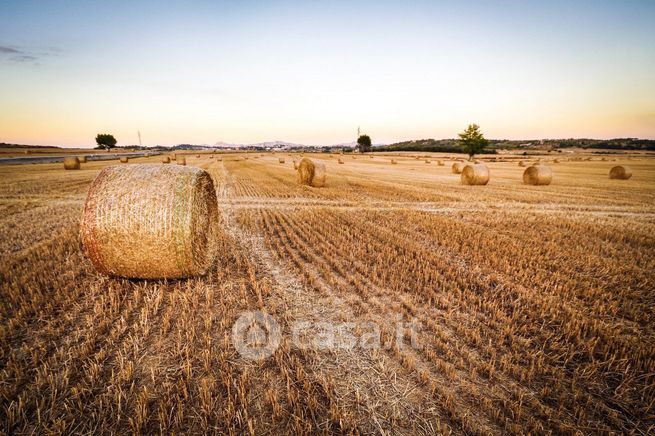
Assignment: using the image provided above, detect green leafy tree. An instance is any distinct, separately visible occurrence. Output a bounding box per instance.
[95,134,117,150]
[357,134,372,153]
[458,124,488,159]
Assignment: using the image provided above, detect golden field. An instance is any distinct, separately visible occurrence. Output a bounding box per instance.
[1,152,654,434]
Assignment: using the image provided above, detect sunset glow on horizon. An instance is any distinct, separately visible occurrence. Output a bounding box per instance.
[1,0,654,147]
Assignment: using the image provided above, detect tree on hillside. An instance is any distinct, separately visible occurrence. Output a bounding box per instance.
[95,134,117,151]
[458,124,488,160]
[357,134,372,153]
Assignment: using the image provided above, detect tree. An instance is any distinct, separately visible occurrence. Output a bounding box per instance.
[357,134,372,153]
[458,124,488,159]
[96,134,117,150]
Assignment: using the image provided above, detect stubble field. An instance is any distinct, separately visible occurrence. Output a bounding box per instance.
[1,152,654,434]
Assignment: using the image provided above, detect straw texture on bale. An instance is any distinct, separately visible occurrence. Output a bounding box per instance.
[79,156,87,163]
[451,162,465,174]
[80,164,219,279]
[609,165,632,180]
[120,157,129,163]
[279,158,285,163]
[461,164,490,185]
[178,157,186,166]
[162,156,170,163]
[64,156,80,170]
[523,164,553,185]
[297,158,326,187]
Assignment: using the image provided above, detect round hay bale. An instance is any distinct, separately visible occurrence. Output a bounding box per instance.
[196,154,201,158]
[80,164,219,279]
[474,159,481,164]
[79,156,87,163]
[461,164,490,185]
[279,158,285,164]
[120,157,129,163]
[451,162,465,174]
[178,157,187,166]
[437,160,444,166]
[425,160,430,164]
[293,160,298,170]
[63,156,80,170]
[518,161,526,167]
[609,165,632,180]
[523,164,553,185]
[391,159,397,164]
[209,156,214,159]
[553,159,560,163]
[338,158,344,164]
[171,154,176,161]
[369,155,374,159]
[162,156,170,164]
[297,158,326,187]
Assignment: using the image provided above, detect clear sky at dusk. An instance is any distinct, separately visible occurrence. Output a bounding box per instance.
[1,0,654,147]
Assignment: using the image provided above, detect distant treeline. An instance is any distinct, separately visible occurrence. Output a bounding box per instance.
[377,138,655,152]
[375,139,495,154]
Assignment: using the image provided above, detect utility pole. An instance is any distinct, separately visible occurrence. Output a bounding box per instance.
[138,131,142,148]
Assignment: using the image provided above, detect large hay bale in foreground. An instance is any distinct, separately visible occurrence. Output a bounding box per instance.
[80,164,219,279]
[461,164,490,185]
[523,164,553,185]
[162,156,170,163]
[79,156,87,163]
[120,157,129,163]
[297,158,326,187]
[178,157,186,166]
[451,162,465,174]
[609,165,632,180]
[64,157,80,170]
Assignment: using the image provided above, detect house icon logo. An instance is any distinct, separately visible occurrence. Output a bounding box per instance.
[232,311,281,360]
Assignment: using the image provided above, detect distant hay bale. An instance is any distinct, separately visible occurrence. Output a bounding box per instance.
[170,154,176,161]
[461,164,490,185]
[279,158,285,163]
[196,154,201,158]
[601,157,607,161]
[293,160,298,170]
[391,159,397,164]
[518,161,526,167]
[451,162,465,174]
[80,164,219,279]
[63,156,80,170]
[425,160,430,164]
[209,156,214,159]
[120,157,129,163]
[162,156,170,163]
[474,159,481,164]
[297,158,326,187]
[553,159,560,163]
[338,158,344,164]
[369,155,374,159]
[609,165,632,180]
[79,156,87,163]
[178,157,186,166]
[437,160,444,166]
[523,164,553,185]
[24,150,30,155]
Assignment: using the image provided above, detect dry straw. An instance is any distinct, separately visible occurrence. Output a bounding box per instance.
[120,157,129,163]
[461,163,490,185]
[178,157,187,166]
[609,165,632,180]
[297,158,326,187]
[162,156,171,163]
[451,162,465,174]
[279,158,285,163]
[80,164,219,279]
[79,156,87,163]
[63,156,80,170]
[523,164,553,185]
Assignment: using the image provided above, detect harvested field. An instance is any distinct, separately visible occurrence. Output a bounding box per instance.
[1,152,654,434]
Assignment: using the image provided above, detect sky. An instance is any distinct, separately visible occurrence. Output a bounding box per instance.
[1,0,654,147]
